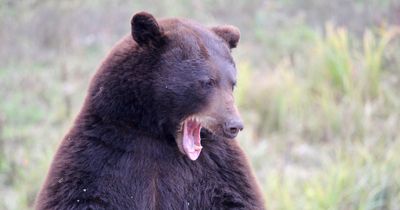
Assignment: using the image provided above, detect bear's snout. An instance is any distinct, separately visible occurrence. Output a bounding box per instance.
[223,118,244,138]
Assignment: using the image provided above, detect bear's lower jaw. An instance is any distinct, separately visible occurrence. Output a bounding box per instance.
[176,116,203,161]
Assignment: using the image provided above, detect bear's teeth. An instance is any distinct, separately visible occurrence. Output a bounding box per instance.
[186,115,202,126]
[189,116,197,122]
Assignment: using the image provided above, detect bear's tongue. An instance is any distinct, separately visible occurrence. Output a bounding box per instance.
[182,119,202,161]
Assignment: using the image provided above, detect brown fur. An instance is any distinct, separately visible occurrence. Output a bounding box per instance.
[35,12,265,210]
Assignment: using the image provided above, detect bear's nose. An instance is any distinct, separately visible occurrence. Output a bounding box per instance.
[223,120,244,138]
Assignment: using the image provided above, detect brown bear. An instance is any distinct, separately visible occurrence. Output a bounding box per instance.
[35,11,265,210]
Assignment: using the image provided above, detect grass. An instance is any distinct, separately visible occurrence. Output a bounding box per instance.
[236,25,400,210]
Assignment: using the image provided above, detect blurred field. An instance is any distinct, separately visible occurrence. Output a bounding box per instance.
[1,0,400,209]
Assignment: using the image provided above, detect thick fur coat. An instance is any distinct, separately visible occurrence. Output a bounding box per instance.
[35,12,265,210]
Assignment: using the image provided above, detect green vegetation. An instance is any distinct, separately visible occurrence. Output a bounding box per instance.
[237,26,400,209]
[1,0,399,209]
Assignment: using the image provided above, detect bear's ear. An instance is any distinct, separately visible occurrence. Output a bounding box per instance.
[211,25,240,49]
[131,11,165,47]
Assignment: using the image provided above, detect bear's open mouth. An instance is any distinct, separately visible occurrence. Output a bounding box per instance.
[180,116,203,161]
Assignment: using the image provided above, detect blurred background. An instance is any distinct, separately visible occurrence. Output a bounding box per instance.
[1,0,400,209]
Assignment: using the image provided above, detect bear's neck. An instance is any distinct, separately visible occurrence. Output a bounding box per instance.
[73,109,177,152]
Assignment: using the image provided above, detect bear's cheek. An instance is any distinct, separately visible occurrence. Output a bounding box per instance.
[182,92,210,113]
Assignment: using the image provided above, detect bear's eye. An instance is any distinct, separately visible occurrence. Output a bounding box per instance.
[201,78,215,89]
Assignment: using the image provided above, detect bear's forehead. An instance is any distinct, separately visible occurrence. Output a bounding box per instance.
[160,19,233,63]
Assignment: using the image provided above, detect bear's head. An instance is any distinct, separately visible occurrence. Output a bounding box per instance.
[88,12,243,160]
